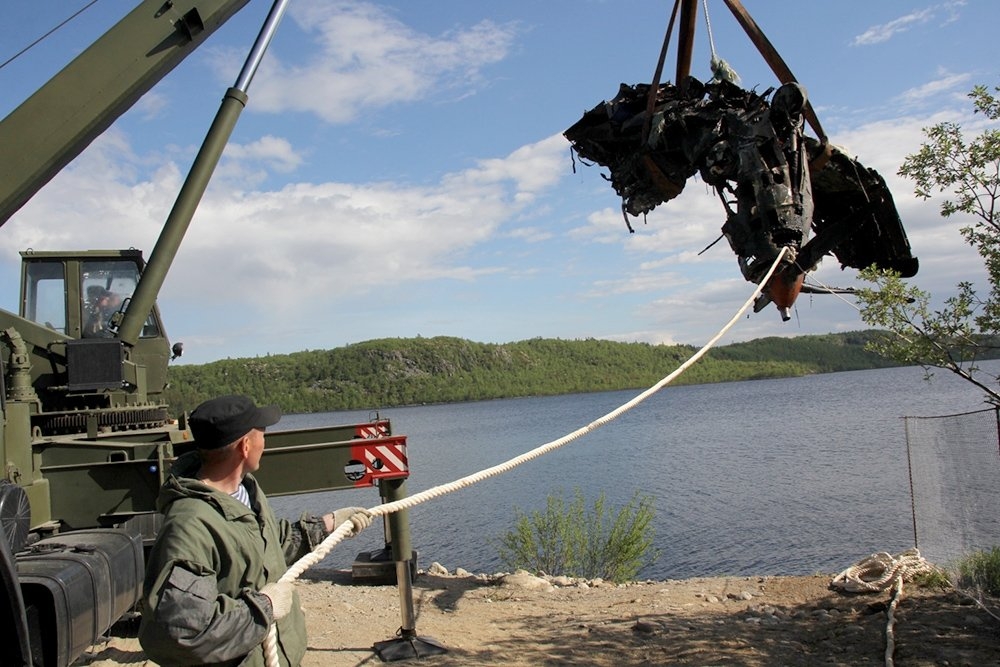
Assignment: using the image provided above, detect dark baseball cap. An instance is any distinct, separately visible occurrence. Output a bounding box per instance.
[188,395,281,449]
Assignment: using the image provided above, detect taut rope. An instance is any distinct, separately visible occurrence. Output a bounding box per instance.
[702,0,740,84]
[263,248,791,665]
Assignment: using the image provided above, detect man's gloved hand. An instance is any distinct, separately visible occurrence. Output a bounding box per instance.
[260,582,295,620]
[331,506,374,536]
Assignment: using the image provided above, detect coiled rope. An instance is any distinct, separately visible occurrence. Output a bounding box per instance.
[831,548,933,594]
[831,548,936,667]
[263,247,791,666]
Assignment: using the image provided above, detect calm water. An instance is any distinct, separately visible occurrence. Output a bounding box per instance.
[270,363,998,579]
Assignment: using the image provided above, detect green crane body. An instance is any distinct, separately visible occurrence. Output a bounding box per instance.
[0,4,414,664]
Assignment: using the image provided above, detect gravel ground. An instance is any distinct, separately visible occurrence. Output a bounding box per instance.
[77,564,1000,666]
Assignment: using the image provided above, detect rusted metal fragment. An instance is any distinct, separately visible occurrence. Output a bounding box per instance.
[804,139,918,278]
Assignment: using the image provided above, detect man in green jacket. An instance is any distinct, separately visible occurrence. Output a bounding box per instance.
[139,395,372,666]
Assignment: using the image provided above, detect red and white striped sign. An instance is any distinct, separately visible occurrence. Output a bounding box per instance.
[354,420,390,439]
[349,436,408,486]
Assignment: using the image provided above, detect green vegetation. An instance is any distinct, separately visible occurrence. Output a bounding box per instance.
[857,82,1000,405]
[495,489,658,582]
[955,546,1000,596]
[164,330,900,415]
[912,567,952,591]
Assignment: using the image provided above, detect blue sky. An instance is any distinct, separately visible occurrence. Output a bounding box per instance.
[1,0,997,365]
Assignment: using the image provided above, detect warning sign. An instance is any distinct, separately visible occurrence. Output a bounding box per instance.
[355,420,390,439]
[347,436,408,486]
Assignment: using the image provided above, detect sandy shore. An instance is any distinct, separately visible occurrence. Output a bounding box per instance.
[75,563,1000,666]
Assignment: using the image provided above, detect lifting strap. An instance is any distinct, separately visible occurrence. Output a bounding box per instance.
[643,0,829,146]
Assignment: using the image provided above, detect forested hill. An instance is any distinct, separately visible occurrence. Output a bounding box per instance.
[164,330,898,415]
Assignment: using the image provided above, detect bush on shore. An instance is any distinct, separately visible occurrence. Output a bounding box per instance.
[496,488,658,583]
[955,546,1000,596]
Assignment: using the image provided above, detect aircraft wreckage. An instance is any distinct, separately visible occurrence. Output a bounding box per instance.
[563,0,918,320]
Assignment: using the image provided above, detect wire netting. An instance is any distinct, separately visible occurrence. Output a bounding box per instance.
[904,407,1000,566]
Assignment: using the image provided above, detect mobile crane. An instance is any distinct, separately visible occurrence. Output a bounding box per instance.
[0,3,412,664]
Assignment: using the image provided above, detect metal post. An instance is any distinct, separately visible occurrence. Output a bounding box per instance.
[903,416,920,549]
[372,478,447,661]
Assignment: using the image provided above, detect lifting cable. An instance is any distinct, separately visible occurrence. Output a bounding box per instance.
[262,246,791,666]
[644,1,827,145]
[702,0,739,84]
[0,1,100,72]
[702,0,719,62]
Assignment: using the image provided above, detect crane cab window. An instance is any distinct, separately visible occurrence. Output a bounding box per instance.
[81,260,161,338]
[23,261,67,333]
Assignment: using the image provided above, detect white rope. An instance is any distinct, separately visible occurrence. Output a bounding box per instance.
[802,269,862,313]
[702,0,739,84]
[831,548,936,667]
[831,548,933,593]
[702,0,719,61]
[885,576,903,667]
[805,271,928,351]
[263,248,791,665]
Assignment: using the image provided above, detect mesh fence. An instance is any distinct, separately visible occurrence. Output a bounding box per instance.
[904,407,1000,567]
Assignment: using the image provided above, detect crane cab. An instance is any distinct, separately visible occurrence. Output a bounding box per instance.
[12,249,174,431]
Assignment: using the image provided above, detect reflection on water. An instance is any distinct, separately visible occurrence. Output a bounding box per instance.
[270,362,998,579]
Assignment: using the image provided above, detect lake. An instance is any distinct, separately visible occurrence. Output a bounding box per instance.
[270,362,998,580]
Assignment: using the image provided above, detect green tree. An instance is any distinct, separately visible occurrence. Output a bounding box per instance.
[856,83,1000,404]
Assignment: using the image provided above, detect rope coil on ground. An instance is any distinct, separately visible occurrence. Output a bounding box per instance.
[831,548,936,667]
[263,248,791,666]
[830,548,933,593]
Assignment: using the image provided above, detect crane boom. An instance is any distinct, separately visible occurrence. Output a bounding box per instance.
[0,0,252,227]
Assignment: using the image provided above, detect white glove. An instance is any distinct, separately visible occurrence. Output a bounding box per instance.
[260,582,295,620]
[331,507,373,536]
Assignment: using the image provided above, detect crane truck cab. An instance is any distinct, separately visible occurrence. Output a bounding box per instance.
[17,249,174,429]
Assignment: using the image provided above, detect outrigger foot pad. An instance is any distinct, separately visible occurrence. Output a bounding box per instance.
[373,632,448,662]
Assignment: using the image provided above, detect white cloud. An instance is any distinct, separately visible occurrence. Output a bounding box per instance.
[231,0,520,123]
[0,129,169,256]
[135,91,168,120]
[894,71,972,109]
[568,207,631,244]
[852,2,966,46]
[852,8,934,46]
[506,226,554,243]
[442,134,566,201]
[1,129,571,324]
[4,0,991,363]
[224,136,304,173]
[587,269,692,298]
[622,185,728,258]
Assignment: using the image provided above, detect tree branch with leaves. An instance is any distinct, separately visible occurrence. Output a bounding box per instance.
[856,83,1000,405]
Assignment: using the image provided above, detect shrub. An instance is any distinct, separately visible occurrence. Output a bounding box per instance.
[912,567,952,590]
[495,488,658,583]
[955,546,1000,596]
